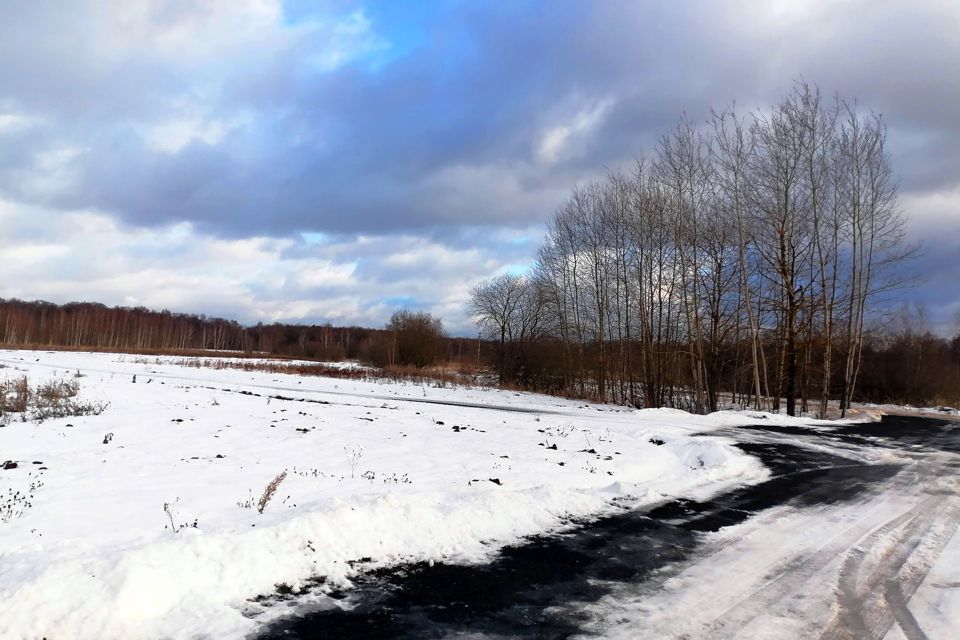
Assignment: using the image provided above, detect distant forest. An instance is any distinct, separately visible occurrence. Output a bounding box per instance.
[0,298,480,369]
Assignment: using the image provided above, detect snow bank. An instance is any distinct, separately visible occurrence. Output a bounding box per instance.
[0,350,767,639]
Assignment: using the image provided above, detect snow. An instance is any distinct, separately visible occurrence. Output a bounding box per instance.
[0,349,769,639]
[573,423,960,640]
[884,471,960,640]
[861,402,960,417]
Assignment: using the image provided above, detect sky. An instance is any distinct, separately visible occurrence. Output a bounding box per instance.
[0,0,958,336]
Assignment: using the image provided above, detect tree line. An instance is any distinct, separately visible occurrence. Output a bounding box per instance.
[0,298,475,368]
[855,305,960,408]
[471,83,921,416]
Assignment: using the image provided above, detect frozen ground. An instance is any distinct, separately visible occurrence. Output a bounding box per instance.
[0,349,776,640]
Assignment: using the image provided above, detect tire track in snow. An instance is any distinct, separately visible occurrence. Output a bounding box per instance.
[880,503,960,640]
[883,578,928,640]
[700,499,908,638]
[826,495,940,639]
[710,420,960,640]
[821,457,960,640]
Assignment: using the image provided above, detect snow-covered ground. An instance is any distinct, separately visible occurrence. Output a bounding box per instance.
[861,402,959,417]
[0,349,783,640]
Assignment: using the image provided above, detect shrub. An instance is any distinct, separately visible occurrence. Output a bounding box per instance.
[0,376,107,424]
[1,376,30,414]
[384,309,446,368]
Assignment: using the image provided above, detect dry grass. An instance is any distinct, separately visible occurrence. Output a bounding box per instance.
[0,375,107,424]
[153,357,483,388]
[257,471,288,514]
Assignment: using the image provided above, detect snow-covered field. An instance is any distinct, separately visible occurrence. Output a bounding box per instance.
[0,349,782,640]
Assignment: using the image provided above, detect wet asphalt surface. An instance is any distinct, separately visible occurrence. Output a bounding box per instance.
[255,415,958,640]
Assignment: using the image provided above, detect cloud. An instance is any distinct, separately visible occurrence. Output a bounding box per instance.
[0,0,956,333]
[0,111,40,134]
[4,1,958,236]
[0,199,527,334]
[537,99,616,166]
[898,186,960,332]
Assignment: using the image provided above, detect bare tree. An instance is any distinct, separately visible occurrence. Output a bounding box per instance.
[748,92,818,416]
[469,82,913,416]
[835,105,908,416]
[712,107,768,409]
[656,118,716,412]
[470,273,526,379]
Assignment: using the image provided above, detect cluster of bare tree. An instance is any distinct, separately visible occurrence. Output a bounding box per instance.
[248,322,377,360]
[0,298,379,361]
[472,83,912,416]
[0,298,478,369]
[856,306,960,407]
[0,299,246,352]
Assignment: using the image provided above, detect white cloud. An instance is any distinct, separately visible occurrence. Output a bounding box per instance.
[80,0,383,76]
[143,113,247,153]
[304,9,388,72]
[18,145,87,200]
[0,112,39,133]
[0,200,517,334]
[294,261,358,288]
[86,0,288,64]
[536,98,615,165]
[901,185,960,233]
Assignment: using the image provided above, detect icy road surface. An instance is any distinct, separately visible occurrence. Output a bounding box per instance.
[577,416,960,640]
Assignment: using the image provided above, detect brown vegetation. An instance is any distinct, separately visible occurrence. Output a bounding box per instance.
[0,375,107,424]
[151,356,480,388]
[257,471,288,514]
